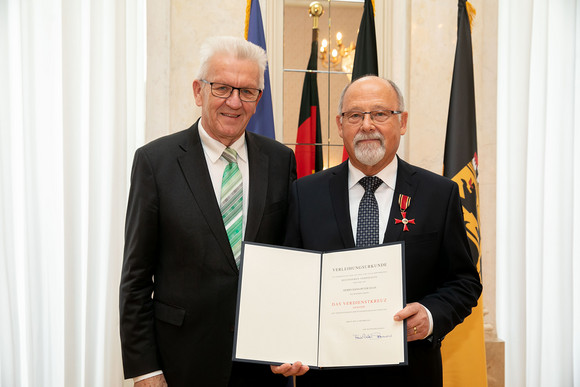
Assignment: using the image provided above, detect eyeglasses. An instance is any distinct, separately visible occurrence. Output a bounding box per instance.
[200,80,262,102]
[341,110,402,124]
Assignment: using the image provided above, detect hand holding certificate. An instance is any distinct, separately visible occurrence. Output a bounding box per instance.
[233,242,407,369]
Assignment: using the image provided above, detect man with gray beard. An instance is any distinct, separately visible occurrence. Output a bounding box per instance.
[271,76,481,386]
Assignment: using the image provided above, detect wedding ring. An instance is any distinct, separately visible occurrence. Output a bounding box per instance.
[413,326,417,334]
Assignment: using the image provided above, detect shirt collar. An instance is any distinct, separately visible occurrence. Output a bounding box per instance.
[198,121,248,163]
[347,156,398,190]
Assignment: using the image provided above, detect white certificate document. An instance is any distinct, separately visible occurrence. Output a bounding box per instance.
[233,242,407,369]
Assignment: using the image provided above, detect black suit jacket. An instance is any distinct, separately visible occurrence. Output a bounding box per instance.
[284,158,482,387]
[119,121,296,387]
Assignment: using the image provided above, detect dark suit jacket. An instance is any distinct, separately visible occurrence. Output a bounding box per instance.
[119,121,296,387]
[284,158,482,387]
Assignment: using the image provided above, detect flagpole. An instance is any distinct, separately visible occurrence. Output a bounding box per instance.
[309,1,321,74]
[309,2,320,58]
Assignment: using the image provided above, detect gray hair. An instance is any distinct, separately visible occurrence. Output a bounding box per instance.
[196,36,268,89]
[337,76,405,114]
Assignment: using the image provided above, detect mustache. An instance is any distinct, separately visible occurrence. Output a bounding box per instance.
[353,131,385,146]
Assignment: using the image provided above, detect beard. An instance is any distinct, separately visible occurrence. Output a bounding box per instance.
[353,131,386,166]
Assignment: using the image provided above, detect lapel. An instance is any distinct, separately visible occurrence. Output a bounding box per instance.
[244,132,268,242]
[177,121,237,271]
[383,157,419,243]
[330,161,356,248]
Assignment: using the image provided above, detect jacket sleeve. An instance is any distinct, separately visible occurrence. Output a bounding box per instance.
[119,147,161,378]
[420,182,482,342]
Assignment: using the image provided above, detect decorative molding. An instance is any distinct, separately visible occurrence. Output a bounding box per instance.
[376,0,411,159]
[263,0,284,141]
[146,0,171,141]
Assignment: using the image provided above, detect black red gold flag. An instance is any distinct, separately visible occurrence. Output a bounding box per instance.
[351,0,378,81]
[295,29,323,178]
[342,0,378,161]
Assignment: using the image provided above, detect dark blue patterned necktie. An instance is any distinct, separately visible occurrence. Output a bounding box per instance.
[356,176,383,247]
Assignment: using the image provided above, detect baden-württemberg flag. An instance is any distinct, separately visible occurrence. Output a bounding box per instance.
[245,0,275,139]
[441,1,487,386]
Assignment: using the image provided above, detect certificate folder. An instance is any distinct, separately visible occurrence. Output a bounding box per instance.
[233,242,407,369]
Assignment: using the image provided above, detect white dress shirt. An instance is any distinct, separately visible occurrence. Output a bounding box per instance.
[347,157,397,243]
[198,122,250,239]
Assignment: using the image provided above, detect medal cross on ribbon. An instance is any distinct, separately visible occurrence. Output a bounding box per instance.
[394,194,415,232]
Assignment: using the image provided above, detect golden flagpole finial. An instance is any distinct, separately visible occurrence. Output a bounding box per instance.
[309,2,324,30]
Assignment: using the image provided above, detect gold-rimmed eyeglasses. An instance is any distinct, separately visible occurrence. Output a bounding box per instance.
[341,110,402,124]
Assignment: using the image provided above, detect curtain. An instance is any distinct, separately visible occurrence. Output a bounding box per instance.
[497,0,580,386]
[0,0,146,386]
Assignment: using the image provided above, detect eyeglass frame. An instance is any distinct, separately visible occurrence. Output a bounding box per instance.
[200,79,262,102]
[341,110,403,124]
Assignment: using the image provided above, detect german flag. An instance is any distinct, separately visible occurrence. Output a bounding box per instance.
[295,28,322,178]
[351,0,378,81]
[441,2,488,386]
[342,0,378,162]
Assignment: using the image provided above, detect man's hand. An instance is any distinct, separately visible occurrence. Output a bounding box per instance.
[270,361,309,377]
[394,302,430,342]
[134,374,168,387]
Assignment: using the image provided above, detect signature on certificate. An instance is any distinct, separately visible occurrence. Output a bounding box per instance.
[354,332,392,340]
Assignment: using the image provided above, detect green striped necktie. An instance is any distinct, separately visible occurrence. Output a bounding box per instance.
[220,147,243,267]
